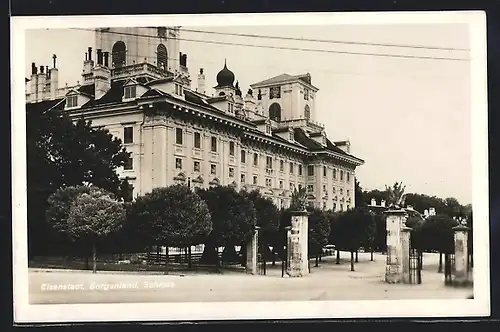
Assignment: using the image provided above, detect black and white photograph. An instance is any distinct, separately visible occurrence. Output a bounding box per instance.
[11,12,489,323]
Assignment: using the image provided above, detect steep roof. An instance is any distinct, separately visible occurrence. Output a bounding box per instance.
[78,84,95,98]
[250,73,317,90]
[80,80,126,108]
[26,98,65,114]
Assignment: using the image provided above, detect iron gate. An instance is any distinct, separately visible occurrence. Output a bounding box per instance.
[281,227,289,277]
[409,248,422,284]
[444,253,455,286]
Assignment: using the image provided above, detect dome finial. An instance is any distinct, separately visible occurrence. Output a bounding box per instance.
[224,58,227,68]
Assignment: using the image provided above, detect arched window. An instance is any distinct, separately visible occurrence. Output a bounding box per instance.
[269,103,281,122]
[112,41,126,68]
[304,105,311,120]
[157,44,168,70]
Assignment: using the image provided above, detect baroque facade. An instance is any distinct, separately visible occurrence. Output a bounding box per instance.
[25,27,364,211]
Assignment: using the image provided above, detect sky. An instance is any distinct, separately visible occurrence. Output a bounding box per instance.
[25,23,472,204]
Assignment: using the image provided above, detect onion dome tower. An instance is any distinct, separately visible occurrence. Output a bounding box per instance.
[214,59,237,97]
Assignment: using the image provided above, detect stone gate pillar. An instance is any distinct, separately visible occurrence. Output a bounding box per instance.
[401,226,412,284]
[286,211,309,277]
[384,209,408,283]
[246,226,260,275]
[452,224,470,286]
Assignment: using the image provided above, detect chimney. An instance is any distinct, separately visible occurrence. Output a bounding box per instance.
[96,49,103,66]
[371,198,376,206]
[52,54,57,68]
[50,67,59,100]
[83,46,95,75]
[429,207,436,216]
[103,51,109,67]
[93,59,111,100]
[197,68,206,95]
[182,54,187,67]
[30,63,38,101]
[45,66,49,78]
[37,65,47,100]
[381,200,386,208]
[424,209,429,217]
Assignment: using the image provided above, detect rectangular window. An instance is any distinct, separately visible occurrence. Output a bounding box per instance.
[307,185,314,192]
[307,165,314,176]
[241,150,246,163]
[323,166,327,177]
[266,178,272,187]
[194,132,201,149]
[298,184,303,190]
[269,86,281,99]
[290,182,294,191]
[229,167,234,177]
[211,137,217,152]
[124,85,136,99]
[333,203,337,211]
[340,204,344,211]
[347,189,350,196]
[323,185,326,192]
[175,158,182,170]
[253,176,258,185]
[194,161,200,172]
[279,181,284,189]
[241,174,246,183]
[211,164,216,175]
[124,156,133,170]
[340,188,344,195]
[253,153,258,166]
[229,142,235,156]
[280,160,284,172]
[298,165,303,176]
[290,162,294,174]
[266,156,273,169]
[176,128,183,145]
[123,126,133,144]
[333,187,336,194]
[347,172,350,182]
[304,89,309,100]
[340,170,344,181]
[333,169,337,179]
[67,95,78,108]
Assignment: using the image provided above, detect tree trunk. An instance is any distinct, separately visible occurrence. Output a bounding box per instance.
[272,247,276,266]
[319,254,322,262]
[200,243,219,266]
[188,246,192,269]
[336,249,340,264]
[156,245,160,263]
[370,249,374,262]
[85,256,90,270]
[438,252,443,273]
[315,255,319,267]
[165,246,169,273]
[92,242,97,274]
[355,250,359,263]
[147,246,151,264]
[350,251,355,271]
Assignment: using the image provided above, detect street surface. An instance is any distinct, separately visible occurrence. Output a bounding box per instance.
[29,252,472,304]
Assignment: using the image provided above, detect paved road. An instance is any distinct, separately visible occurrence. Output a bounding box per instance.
[29,252,472,304]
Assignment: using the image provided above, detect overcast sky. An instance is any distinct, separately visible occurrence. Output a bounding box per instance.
[25,24,472,204]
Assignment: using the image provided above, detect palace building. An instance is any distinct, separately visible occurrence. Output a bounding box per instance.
[25,27,364,211]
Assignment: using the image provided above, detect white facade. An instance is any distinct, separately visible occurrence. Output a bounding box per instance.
[26,27,364,212]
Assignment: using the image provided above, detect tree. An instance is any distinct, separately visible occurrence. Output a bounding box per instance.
[354,179,365,208]
[127,185,213,268]
[45,185,95,265]
[307,207,331,267]
[363,189,388,206]
[362,211,377,261]
[240,190,280,263]
[27,106,130,258]
[418,214,458,272]
[289,187,308,211]
[333,208,372,271]
[67,187,126,273]
[196,186,257,267]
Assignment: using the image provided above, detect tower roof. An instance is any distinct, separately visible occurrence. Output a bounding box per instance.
[215,60,235,88]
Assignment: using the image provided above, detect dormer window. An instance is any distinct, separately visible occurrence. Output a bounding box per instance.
[124,85,136,99]
[289,132,294,141]
[66,95,78,108]
[266,125,271,134]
